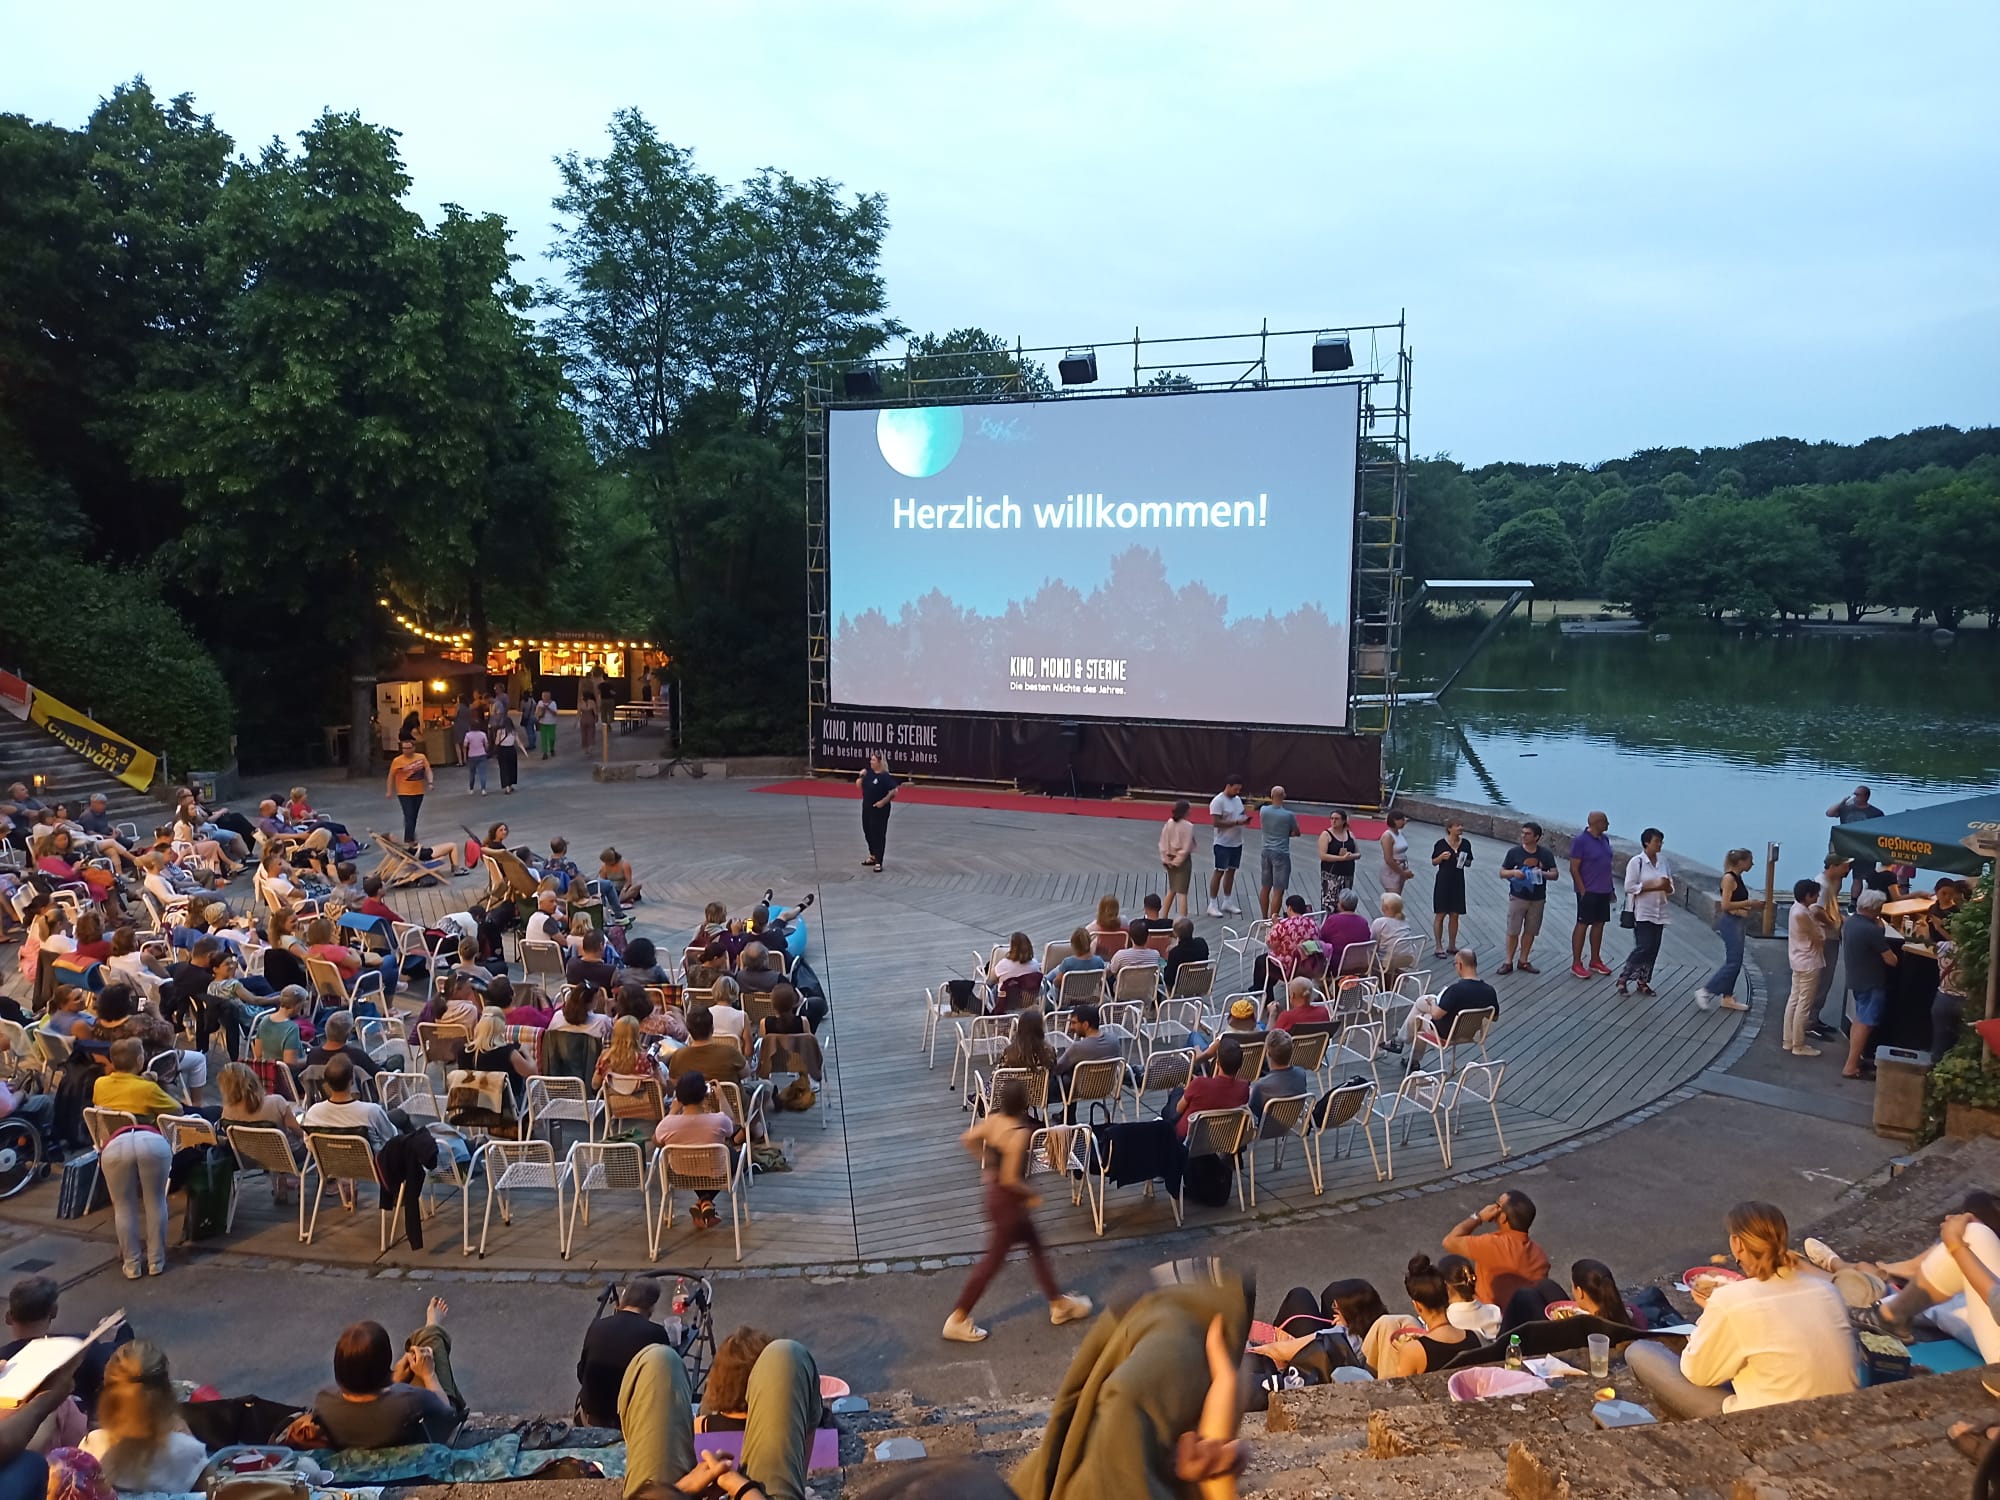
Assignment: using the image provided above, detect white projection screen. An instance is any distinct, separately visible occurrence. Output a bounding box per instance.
[827,383,1360,729]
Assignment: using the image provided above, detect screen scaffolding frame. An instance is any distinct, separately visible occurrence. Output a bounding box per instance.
[803,317,1412,777]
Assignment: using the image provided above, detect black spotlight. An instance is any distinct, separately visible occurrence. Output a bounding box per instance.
[842,366,883,398]
[1058,348,1098,386]
[1312,333,1354,372]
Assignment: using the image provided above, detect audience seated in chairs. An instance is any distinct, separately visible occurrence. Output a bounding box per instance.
[253,985,309,1068]
[549,984,612,1044]
[1170,1036,1249,1141]
[1192,997,1262,1071]
[987,932,1042,1013]
[706,977,751,1050]
[619,981,686,1043]
[1271,976,1330,1034]
[1162,919,1209,991]
[1319,889,1374,971]
[653,1071,742,1232]
[1257,895,1322,992]
[666,1007,745,1089]
[1248,1028,1309,1125]
[1105,919,1163,985]
[299,1054,438,1250]
[1371,893,1418,982]
[310,1009,398,1079]
[1055,1003,1121,1092]
[1394,947,1498,1062]
[596,1016,666,1128]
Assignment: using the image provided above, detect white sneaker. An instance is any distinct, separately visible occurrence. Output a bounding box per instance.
[1801,1236,1838,1272]
[1693,989,1714,1011]
[1050,1293,1094,1325]
[941,1311,988,1343]
[1223,898,1242,915]
[1206,902,1225,918]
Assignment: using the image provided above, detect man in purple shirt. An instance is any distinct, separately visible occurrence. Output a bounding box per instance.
[1568,810,1617,979]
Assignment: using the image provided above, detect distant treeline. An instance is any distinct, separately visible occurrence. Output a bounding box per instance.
[1408,427,2000,626]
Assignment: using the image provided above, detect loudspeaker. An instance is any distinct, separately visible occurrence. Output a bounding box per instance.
[1059,721,1084,752]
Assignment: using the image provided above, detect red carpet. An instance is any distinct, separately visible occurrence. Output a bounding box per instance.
[753,778,1384,838]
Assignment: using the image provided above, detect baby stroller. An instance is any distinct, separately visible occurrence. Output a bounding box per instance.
[585,1268,718,1404]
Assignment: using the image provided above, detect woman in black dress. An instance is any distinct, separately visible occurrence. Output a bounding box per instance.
[857,752,899,871]
[1430,818,1471,956]
[1317,810,1360,909]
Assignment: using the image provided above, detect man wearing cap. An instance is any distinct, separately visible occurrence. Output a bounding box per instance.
[1194,994,1264,1072]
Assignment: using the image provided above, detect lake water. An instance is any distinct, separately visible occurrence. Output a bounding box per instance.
[1389,622,2000,888]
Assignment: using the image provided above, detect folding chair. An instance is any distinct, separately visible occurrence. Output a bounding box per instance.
[656,1141,753,1261]
[302,1130,405,1250]
[1367,1069,1452,1180]
[225,1123,306,1236]
[950,1014,1016,1108]
[370,832,453,890]
[1131,1048,1195,1119]
[359,1015,409,1067]
[1168,960,1217,1004]
[564,1139,657,1260]
[1300,1080,1380,1193]
[1059,1056,1123,1126]
[1177,1107,1252,1223]
[525,1074,603,1148]
[475,1139,572,1257]
[1378,936,1427,988]
[1027,1124,1107,1235]
[1447,1059,1509,1160]
[1247,1093,1312,1205]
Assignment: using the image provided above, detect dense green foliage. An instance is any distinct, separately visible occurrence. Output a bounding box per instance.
[1413,435,2000,624]
[3,79,1996,774]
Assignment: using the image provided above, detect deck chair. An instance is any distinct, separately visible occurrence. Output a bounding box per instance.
[369,832,454,890]
[484,847,541,901]
[1177,1107,1253,1224]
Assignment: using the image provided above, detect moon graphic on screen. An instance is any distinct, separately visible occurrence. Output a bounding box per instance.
[876,406,964,478]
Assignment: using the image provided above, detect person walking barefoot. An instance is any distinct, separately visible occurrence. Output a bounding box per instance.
[942,1077,1092,1343]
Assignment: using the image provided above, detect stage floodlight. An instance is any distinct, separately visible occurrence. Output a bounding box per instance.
[1312,334,1354,372]
[1058,348,1098,386]
[842,366,883,399]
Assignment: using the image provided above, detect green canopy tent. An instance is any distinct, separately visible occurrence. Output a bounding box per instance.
[1829,792,2000,878]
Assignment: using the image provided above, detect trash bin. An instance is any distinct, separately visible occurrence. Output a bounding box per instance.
[187,771,219,805]
[1874,1046,1930,1141]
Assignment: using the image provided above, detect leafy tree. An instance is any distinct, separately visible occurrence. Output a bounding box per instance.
[1405,456,1485,591]
[1485,506,1584,601]
[887,327,1053,400]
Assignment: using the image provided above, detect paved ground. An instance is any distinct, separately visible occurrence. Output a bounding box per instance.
[0,742,1908,1415]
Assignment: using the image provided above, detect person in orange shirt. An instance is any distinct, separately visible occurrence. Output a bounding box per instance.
[1442,1189,1553,1307]
[385,736,433,844]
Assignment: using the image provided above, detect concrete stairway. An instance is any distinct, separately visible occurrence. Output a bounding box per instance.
[0,713,164,826]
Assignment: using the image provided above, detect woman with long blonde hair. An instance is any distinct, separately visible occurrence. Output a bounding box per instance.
[594,1016,662,1124]
[1624,1200,1856,1418]
[82,1342,209,1494]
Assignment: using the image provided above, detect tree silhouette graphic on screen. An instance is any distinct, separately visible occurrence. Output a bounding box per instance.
[833,545,1347,724]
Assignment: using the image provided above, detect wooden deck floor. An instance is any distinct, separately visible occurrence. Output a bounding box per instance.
[39,770,1740,1271]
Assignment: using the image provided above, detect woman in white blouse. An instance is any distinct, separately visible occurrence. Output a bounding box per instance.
[1616,827,1674,996]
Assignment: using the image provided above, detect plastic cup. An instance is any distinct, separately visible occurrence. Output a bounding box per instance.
[1587,1333,1611,1379]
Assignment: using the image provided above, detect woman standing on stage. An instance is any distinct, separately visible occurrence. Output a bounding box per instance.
[942,1076,1093,1343]
[857,752,899,872]
[1318,810,1360,908]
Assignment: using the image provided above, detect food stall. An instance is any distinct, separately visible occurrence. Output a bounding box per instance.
[484,636,670,711]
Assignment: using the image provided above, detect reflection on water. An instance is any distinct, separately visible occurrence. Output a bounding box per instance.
[1390,625,2000,886]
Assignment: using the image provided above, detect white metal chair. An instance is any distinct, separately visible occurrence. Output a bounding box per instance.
[522,940,566,987]
[1366,1069,1452,1180]
[656,1141,753,1260]
[301,1130,404,1249]
[921,982,963,1069]
[1416,1005,1495,1076]
[975,1066,1049,1119]
[359,1015,409,1066]
[1131,1048,1195,1117]
[1288,1028,1332,1081]
[1447,1059,1508,1160]
[525,1074,603,1146]
[1055,968,1104,1008]
[419,1122,475,1253]
[1219,920,1271,983]
[377,1070,444,1126]
[1110,963,1160,1004]
[156,1113,217,1153]
[225,1123,306,1236]
[1040,941,1070,975]
[1247,1093,1313,1205]
[950,1014,1016,1107]
[1061,1057,1124,1126]
[1335,941,1377,982]
[1301,1079,1379,1193]
[1330,1020,1384,1091]
[1168,960,1217,1004]
[1027,1124,1107,1235]
[1138,999,1203,1057]
[564,1140,656,1260]
[1177,1107,1253,1223]
[475,1139,572,1257]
